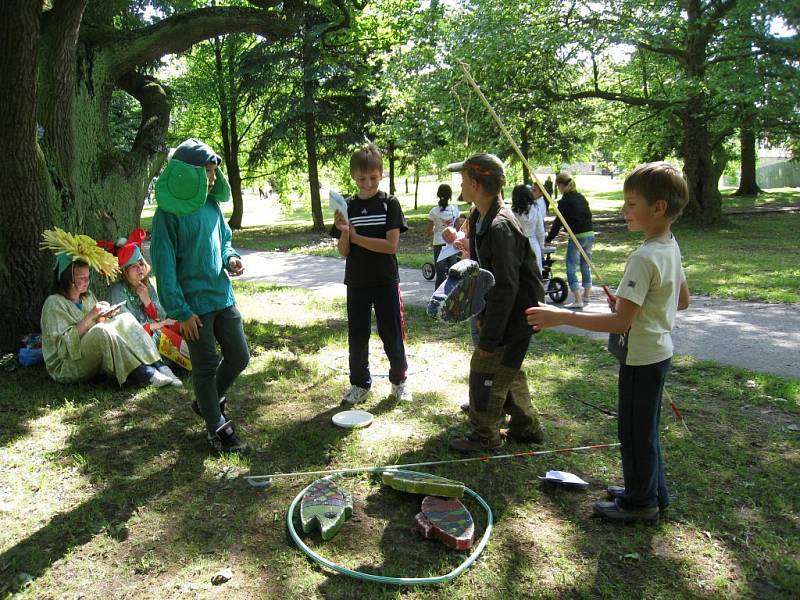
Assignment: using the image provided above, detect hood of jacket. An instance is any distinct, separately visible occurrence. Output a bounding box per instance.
[154,139,230,216]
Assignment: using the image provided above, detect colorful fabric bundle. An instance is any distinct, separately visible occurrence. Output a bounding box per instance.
[427,259,495,323]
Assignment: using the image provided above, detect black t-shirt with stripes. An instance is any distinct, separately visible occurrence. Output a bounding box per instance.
[330,190,408,287]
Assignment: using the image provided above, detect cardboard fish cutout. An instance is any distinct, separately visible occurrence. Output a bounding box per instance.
[412,496,475,550]
[300,477,353,540]
[382,470,465,498]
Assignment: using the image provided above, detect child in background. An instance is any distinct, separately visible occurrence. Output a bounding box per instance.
[446,153,545,453]
[426,184,461,287]
[331,143,411,405]
[511,184,546,269]
[150,138,250,453]
[526,161,691,524]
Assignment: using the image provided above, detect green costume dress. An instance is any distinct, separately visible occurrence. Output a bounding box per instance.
[41,292,161,385]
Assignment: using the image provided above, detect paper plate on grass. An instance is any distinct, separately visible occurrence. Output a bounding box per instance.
[332,410,374,429]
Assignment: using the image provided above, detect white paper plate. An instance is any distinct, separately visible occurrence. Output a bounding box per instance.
[332,410,374,429]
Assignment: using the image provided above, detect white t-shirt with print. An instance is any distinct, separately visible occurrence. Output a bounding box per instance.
[428,205,460,245]
[616,235,686,366]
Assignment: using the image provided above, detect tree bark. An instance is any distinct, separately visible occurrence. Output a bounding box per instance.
[388,141,396,195]
[521,126,531,185]
[0,5,295,352]
[681,113,724,225]
[733,127,761,196]
[213,36,245,229]
[303,28,324,232]
[0,0,52,352]
[413,163,420,210]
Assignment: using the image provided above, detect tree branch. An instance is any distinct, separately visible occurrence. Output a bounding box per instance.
[84,6,295,80]
[117,71,171,159]
[636,40,687,63]
[544,87,676,110]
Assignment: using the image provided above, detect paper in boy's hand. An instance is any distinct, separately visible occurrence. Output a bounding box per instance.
[329,189,349,223]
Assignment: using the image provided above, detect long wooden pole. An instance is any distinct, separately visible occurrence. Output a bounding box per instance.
[455,60,611,296]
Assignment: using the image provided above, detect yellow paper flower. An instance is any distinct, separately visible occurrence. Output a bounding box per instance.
[41,227,120,281]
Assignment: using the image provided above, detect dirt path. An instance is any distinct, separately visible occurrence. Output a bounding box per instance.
[236,250,800,380]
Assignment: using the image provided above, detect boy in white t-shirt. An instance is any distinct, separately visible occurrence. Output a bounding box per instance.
[526,162,690,524]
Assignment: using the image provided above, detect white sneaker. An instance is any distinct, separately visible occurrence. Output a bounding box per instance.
[566,293,584,310]
[391,381,413,402]
[157,364,183,387]
[341,385,370,405]
[148,370,174,388]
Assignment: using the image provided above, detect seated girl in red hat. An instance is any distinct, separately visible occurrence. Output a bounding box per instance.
[106,231,190,376]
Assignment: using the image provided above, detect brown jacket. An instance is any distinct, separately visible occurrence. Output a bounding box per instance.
[469,200,545,352]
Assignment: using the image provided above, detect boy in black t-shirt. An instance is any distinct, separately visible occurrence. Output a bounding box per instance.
[331,143,411,405]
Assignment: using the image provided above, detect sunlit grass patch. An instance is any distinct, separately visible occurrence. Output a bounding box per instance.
[1,283,798,598]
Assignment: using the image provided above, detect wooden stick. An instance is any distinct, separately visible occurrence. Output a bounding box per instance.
[244,442,621,483]
[455,60,610,296]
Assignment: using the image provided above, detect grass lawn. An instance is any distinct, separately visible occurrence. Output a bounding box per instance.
[2,282,798,598]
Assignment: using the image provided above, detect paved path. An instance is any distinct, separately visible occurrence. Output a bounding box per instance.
[235,250,799,379]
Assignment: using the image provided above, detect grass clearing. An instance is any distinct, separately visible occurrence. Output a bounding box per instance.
[2,282,798,598]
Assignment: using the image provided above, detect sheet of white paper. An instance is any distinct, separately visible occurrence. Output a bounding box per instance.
[436,243,460,263]
[543,470,589,485]
[328,189,349,223]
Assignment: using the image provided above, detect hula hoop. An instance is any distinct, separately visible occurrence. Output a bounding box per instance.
[286,470,493,585]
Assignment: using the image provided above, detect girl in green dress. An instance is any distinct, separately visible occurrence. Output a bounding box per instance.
[41,257,176,388]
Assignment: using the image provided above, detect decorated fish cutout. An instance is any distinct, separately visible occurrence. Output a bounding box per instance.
[412,496,475,550]
[300,477,353,540]
[381,470,465,498]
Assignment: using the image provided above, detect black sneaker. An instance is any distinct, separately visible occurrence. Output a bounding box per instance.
[208,420,247,453]
[607,485,669,514]
[593,499,659,524]
[191,396,227,420]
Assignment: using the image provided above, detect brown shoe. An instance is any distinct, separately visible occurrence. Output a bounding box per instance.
[449,434,504,454]
[501,427,544,444]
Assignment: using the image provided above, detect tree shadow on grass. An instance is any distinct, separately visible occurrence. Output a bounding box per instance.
[0,382,208,591]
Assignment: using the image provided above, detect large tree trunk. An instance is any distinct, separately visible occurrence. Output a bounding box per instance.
[214,36,245,229]
[388,141,396,195]
[521,127,531,185]
[733,127,762,196]
[413,162,420,210]
[303,30,324,232]
[0,5,294,352]
[0,1,51,352]
[681,114,724,225]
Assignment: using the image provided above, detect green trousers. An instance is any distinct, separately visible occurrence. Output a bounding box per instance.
[468,343,542,443]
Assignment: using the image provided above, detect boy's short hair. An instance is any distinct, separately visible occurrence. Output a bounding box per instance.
[624,161,689,220]
[350,143,384,174]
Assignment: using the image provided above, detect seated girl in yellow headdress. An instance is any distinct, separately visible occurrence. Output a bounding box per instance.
[39,229,180,388]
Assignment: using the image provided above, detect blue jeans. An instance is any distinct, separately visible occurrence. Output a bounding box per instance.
[566,235,594,290]
[185,305,250,433]
[617,358,671,510]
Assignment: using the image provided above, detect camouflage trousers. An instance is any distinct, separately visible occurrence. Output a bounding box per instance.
[468,341,542,444]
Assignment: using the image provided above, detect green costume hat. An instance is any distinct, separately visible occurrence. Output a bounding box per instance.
[41,228,120,281]
[154,138,231,216]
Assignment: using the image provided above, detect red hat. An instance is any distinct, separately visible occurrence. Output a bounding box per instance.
[117,243,143,269]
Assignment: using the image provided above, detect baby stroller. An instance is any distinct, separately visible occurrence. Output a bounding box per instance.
[541,246,568,304]
[422,261,436,281]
